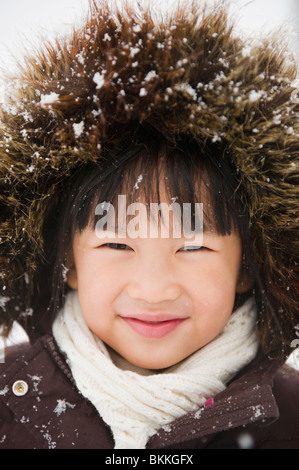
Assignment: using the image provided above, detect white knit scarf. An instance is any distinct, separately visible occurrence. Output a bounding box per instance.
[53,291,258,449]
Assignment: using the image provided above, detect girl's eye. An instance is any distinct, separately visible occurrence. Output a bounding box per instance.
[178,245,205,252]
[101,243,132,250]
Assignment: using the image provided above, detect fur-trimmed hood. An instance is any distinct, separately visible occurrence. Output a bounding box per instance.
[0,1,298,358]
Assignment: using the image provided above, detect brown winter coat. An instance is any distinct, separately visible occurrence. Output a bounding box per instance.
[0,334,298,449]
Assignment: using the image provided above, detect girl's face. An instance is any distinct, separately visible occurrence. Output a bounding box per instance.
[67,188,251,370]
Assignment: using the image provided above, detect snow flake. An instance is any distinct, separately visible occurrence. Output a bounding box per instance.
[93,72,105,89]
[130,47,140,58]
[162,424,172,432]
[20,308,33,319]
[61,264,69,283]
[248,90,265,102]
[0,296,10,310]
[72,121,84,138]
[76,52,85,65]
[42,432,56,449]
[40,92,60,107]
[0,386,9,396]
[250,404,263,420]
[53,399,76,417]
[174,83,197,100]
[139,88,147,97]
[28,374,43,393]
[212,133,221,143]
[194,408,203,419]
[20,416,30,424]
[176,58,188,68]
[272,114,281,125]
[103,33,111,42]
[26,165,35,173]
[144,70,158,82]
[134,174,143,189]
[218,57,230,68]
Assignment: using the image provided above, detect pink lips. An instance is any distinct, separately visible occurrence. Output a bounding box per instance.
[121,315,186,339]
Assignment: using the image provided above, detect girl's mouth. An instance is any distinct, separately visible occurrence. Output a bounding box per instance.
[121,316,186,339]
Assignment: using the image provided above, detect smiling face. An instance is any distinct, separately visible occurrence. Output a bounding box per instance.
[66,182,251,370]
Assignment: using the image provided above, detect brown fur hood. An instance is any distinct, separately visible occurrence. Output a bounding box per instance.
[0,1,298,358]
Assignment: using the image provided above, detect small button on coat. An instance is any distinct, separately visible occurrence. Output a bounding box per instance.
[12,381,29,397]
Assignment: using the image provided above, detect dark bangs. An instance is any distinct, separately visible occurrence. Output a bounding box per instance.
[47,138,252,315]
[63,140,248,236]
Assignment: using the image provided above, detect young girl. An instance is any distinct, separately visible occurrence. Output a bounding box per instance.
[0,1,298,449]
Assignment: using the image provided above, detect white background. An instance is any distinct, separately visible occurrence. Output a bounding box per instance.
[0,0,298,83]
[0,0,298,369]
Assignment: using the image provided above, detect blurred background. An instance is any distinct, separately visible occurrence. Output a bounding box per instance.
[0,0,298,369]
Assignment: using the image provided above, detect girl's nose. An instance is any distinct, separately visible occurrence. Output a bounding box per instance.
[125,258,181,304]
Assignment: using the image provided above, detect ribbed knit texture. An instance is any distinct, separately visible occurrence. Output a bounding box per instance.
[53,291,258,448]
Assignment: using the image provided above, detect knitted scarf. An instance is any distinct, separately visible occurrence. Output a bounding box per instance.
[53,291,258,449]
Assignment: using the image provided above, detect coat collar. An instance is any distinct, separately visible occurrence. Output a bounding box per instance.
[147,352,282,449]
[1,335,282,449]
[47,332,282,449]
[44,335,281,449]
